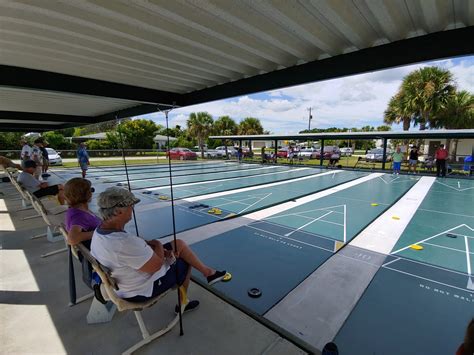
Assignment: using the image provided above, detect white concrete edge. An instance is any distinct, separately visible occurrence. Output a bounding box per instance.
[350,176,436,254]
[245,173,383,221]
[184,170,343,202]
[143,167,310,191]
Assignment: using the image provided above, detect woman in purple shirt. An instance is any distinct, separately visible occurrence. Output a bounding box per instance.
[64,178,100,248]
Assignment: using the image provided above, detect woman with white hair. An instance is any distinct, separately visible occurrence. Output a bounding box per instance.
[91,187,226,310]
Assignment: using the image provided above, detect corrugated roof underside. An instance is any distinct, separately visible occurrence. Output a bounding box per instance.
[0,87,141,116]
[1,0,472,94]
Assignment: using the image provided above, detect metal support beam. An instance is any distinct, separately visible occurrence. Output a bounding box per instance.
[382,138,388,170]
[320,140,325,167]
[0,111,96,124]
[0,65,179,104]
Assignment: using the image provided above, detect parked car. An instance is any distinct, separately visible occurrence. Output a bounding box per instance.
[365,148,392,162]
[298,147,318,159]
[339,147,353,156]
[314,146,341,160]
[204,149,221,159]
[215,146,237,158]
[277,147,289,158]
[46,147,62,165]
[167,147,197,160]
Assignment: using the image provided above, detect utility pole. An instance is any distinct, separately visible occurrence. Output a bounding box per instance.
[307,107,314,131]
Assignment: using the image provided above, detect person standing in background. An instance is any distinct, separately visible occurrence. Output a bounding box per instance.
[435,144,449,177]
[38,139,50,177]
[392,147,403,175]
[20,139,31,169]
[408,146,419,174]
[77,142,90,178]
[31,139,44,179]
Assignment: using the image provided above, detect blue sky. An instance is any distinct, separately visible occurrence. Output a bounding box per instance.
[139,55,474,134]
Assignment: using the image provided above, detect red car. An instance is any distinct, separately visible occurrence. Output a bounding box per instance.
[167,148,197,160]
[277,148,289,158]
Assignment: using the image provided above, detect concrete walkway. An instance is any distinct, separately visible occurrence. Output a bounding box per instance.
[0,175,307,355]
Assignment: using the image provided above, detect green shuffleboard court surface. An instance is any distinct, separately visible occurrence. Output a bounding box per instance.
[191,174,419,315]
[335,178,474,355]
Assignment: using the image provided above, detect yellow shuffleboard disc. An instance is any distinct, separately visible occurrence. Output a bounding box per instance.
[410,244,423,250]
[371,203,379,206]
[392,216,400,220]
[159,195,168,200]
[223,272,232,282]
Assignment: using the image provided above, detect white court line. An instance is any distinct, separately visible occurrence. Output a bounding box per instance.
[246,173,382,221]
[381,257,401,268]
[458,181,461,189]
[265,204,347,220]
[423,242,474,254]
[284,211,333,237]
[417,208,474,218]
[379,175,400,184]
[392,224,474,255]
[343,204,347,243]
[250,218,341,243]
[383,266,473,294]
[247,225,334,253]
[184,169,338,202]
[435,180,474,192]
[465,236,472,276]
[147,167,310,192]
[239,193,273,214]
[390,254,471,277]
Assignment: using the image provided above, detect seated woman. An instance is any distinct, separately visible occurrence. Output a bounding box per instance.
[64,178,100,247]
[18,160,65,204]
[91,187,226,310]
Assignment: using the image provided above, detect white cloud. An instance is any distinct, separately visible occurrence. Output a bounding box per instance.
[138,56,474,134]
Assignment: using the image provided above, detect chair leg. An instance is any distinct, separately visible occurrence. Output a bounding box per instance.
[31,232,47,239]
[122,312,180,355]
[22,214,41,220]
[41,247,67,258]
[70,292,94,307]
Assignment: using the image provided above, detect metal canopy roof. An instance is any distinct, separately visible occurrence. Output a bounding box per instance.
[1,1,473,132]
[210,129,474,141]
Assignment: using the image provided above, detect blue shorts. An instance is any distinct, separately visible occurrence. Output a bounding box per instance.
[79,162,88,171]
[409,159,418,166]
[393,162,401,170]
[125,242,189,302]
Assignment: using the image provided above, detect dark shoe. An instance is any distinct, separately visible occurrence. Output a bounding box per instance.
[41,173,51,178]
[93,284,107,305]
[175,300,199,314]
[207,270,226,285]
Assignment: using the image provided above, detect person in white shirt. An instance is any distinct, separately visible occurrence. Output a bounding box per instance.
[31,139,44,179]
[20,140,32,168]
[91,187,226,310]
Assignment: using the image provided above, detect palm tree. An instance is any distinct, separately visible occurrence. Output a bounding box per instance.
[384,92,412,131]
[432,90,474,160]
[214,116,237,158]
[187,112,214,159]
[401,66,456,130]
[238,117,264,135]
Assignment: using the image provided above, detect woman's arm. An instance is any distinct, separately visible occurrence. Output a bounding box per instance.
[67,225,94,245]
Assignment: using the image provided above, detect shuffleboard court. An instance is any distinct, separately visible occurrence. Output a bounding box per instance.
[190,174,419,315]
[129,166,318,190]
[334,178,474,355]
[139,166,323,199]
[124,169,351,239]
[84,161,232,177]
[103,164,288,183]
[186,170,366,215]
